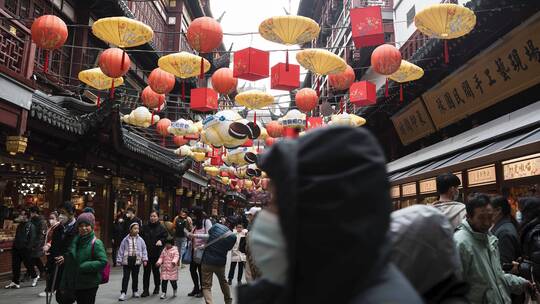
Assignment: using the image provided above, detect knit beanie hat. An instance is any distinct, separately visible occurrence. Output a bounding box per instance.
[76,212,95,228]
[129,222,140,231]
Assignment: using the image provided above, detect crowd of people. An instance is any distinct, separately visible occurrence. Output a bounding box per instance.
[3,126,540,304]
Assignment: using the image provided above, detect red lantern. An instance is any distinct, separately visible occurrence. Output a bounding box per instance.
[265,137,277,146]
[233,47,269,81]
[349,81,376,107]
[295,88,318,113]
[186,17,223,53]
[242,139,253,147]
[351,6,384,49]
[31,15,68,73]
[266,121,283,138]
[98,48,131,78]
[220,171,229,177]
[211,68,238,95]
[148,68,175,94]
[173,136,189,147]
[329,65,355,91]
[190,88,218,112]
[141,86,165,109]
[156,118,171,136]
[271,63,300,91]
[184,133,199,141]
[371,44,401,75]
[307,117,323,130]
[283,127,301,138]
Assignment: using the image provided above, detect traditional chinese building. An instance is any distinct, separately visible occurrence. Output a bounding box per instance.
[0,0,228,275]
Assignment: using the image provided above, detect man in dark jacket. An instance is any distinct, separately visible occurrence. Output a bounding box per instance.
[5,208,38,289]
[122,207,142,238]
[48,201,78,298]
[239,126,423,304]
[193,219,236,304]
[29,206,46,277]
[140,211,168,297]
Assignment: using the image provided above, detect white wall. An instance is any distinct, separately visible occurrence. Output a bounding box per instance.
[393,0,470,48]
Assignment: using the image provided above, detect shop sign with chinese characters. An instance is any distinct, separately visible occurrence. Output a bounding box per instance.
[402,182,417,197]
[503,154,540,180]
[419,178,437,194]
[391,98,436,145]
[468,165,496,187]
[422,15,540,129]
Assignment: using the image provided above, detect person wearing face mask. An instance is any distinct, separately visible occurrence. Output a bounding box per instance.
[489,196,521,268]
[122,207,142,238]
[38,211,61,297]
[239,126,423,304]
[140,211,168,297]
[5,208,39,289]
[454,193,531,303]
[432,173,466,231]
[49,201,78,301]
[58,211,107,304]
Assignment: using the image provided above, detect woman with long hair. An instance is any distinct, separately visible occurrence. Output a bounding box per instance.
[187,208,211,297]
[518,197,540,285]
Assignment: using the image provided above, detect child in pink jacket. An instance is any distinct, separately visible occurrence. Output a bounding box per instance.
[156,238,179,299]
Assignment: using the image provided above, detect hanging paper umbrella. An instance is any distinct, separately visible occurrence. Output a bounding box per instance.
[92,16,153,48]
[31,15,68,73]
[371,44,402,97]
[259,16,320,45]
[415,4,476,64]
[328,113,366,127]
[296,49,347,75]
[388,60,424,102]
[148,68,175,94]
[211,68,238,95]
[78,68,124,107]
[158,52,211,78]
[328,65,355,91]
[295,88,318,113]
[235,90,274,109]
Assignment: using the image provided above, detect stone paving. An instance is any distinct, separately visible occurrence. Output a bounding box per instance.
[0,263,241,304]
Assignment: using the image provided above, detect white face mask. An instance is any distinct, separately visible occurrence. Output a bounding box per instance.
[49,219,58,226]
[516,211,523,224]
[248,210,288,286]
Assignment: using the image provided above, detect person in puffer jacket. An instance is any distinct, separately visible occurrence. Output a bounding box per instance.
[190,218,236,304]
[116,222,148,301]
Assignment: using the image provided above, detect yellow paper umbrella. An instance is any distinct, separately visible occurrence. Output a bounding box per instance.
[414,4,476,63]
[92,17,154,48]
[235,90,274,109]
[78,68,124,107]
[259,16,320,45]
[296,49,347,75]
[158,52,211,79]
[389,60,424,102]
[204,166,220,177]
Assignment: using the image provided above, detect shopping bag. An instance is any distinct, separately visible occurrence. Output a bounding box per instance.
[182,241,193,264]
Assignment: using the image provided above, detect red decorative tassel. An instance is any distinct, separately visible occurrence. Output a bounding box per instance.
[121,50,126,70]
[316,77,320,97]
[97,95,100,108]
[43,50,49,73]
[339,98,344,114]
[285,49,289,71]
[182,81,185,100]
[444,40,449,64]
[110,79,115,99]
[385,78,389,97]
[151,110,155,125]
[199,57,204,79]
[257,141,260,153]
[253,111,257,124]
[400,84,403,102]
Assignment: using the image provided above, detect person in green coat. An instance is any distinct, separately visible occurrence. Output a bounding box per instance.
[454,193,532,304]
[58,211,107,304]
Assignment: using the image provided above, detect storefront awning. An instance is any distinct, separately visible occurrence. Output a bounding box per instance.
[182,170,208,187]
[0,74,32,110]
[388,101,540,183]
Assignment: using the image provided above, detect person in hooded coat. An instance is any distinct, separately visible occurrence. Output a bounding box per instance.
[239,126,423,304]
[518,197,540,286]
[389,205,469,303]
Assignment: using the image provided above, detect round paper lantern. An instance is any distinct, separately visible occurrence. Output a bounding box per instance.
[141,86,165,109]
[211,68,238,94]
[329,65,355,90]
[295,88,318,113]
[99,48,131,78]
[31,15,68,50]
[371,44,402,75]
[148,68,175,94]
[156,118,171,136]
[265,137,277,146]
[266,121,283,138]
[186,17,223,53]
[173,136,189,147]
